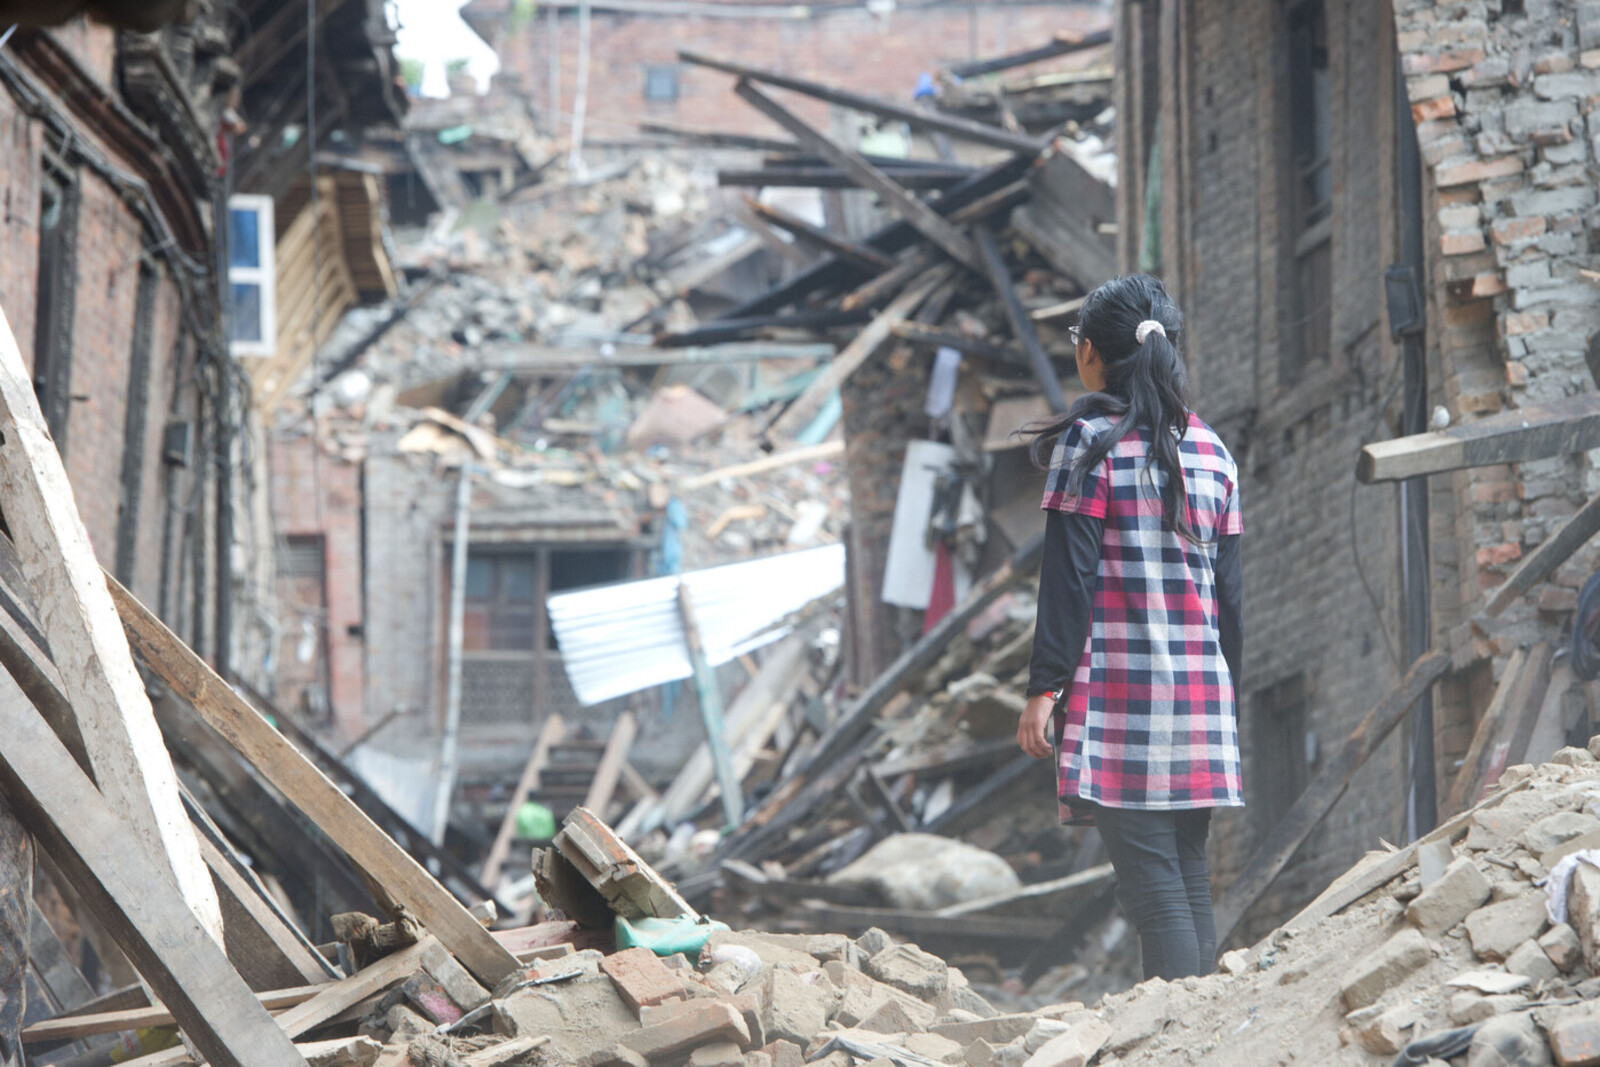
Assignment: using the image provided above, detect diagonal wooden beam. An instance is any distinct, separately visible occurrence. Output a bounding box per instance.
[0,304,222,941]
[1482,490,1600,618]
[973,222,1069,413]
[105,575,520,988]
[743,196,895,273]
[1358,392,1600,483]
[0,673,306,1067]
[679,48,1044,154]
[733,80,981,271]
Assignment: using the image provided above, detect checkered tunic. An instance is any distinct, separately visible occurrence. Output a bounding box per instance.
[1041,412,1244,811]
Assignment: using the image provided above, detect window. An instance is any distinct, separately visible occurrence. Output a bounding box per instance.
[1281,0,1332,385]
[115,260,159,584]
[643,64,680,102]
[1251,674,1311,822]
[463,553,540,652]
[34,151,78,450]
[227,195,276,357]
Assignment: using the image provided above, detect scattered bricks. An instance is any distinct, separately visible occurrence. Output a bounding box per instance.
[502,974,641,1060]
[903,1033,964,1064]
[761,969,832,1046]
[1340,928,1432,1010]
[1405,47,1486,75]
[1443,231,1488,255]
[1545,1004,1600,1066]
[1438,156,1526,187]
[1415,96,1458,122]
[300,1037,384,1067]
[1478,543,1524,568]
[1019,1020,1111,1067]
[1506,311,1551,335]
[1570,863,1600,973]
[1522,812,1600,854]
[865,944,949,1000]
[805,936,857,965]
[835,985,881,1028]
[620,1002,752,1062]
[1493,216,1549,245]
[1408,855,1494,937]
[1465,1013,1550,1067]
[1466,892,1550,962]
[689,1042,745,1067]
[1506,938,1561,982]
[602,948,688,1014]
[1347,1005,1412,1056]
[420,940,491,1013]
[385,1004,432,1042]
[948,986,999,1019]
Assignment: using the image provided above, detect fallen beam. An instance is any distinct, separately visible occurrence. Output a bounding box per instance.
[744,196,895,272]
[22,985,327,1043]
[1357,393,1600,483]
[679,441,844,491]
[1483,490,1600,617]
[680,48,1045,154]
[1212,650,1451,947]
[718,166,971,190]
[657,309,871,348]
[106,575,520,987]
[0,673,306,1067]
[889,322,1029,365]
[946,29,1114,78]
[734,81,980,270]
[974,222,1068,412]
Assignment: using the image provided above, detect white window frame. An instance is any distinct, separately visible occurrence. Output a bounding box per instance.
[227,194,276,357]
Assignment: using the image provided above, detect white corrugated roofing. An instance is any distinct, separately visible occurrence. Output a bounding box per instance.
[547,544,845,706]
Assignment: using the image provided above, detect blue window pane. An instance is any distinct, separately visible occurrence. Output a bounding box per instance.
[464,556,491,599]
[229,208,261,269]
[229,283,262,343]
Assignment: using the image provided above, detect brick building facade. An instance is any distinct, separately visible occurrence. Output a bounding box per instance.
[1117,0,1600,937]
[463,0,1109,143]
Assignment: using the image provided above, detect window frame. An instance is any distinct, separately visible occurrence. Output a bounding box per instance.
[642,63,680,103]
[227,194,277,358]
[1277,0,1334,388]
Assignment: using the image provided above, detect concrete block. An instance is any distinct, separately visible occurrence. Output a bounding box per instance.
[1340,928,1432,1010]
[1408,856,1493,936]
[1506,938,1560,981]
[1465,892,1550,961]
[865,944,949,1000]
[1019,1020,1111,1067]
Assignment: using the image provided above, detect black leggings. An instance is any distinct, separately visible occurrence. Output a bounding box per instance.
[1094,804,1216,980]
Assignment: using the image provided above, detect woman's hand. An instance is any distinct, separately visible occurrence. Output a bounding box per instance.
[1018,692,1057,758]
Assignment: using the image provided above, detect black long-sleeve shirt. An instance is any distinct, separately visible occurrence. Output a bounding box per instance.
[1026,510,1243,701]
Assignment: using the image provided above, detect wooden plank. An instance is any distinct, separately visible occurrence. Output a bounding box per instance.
[1487,643,1554,797]
[973,222,1068,413]
[744,196,895,272]
[679,48,1045,154]
[679,586,743,827]
[766,266,951,443]
[1442,647,1529,817]
[480,715,566,891]
[0,673,306,1067]
[1483,491,1600,617]
[1010,150,1118,292]
[584,711,638,817]
[1212,650,1452,947]
[0,304,221,939]
[105,575,520,987]
[1358,393,1600,483]
[889,322,1028,365]
[733,81,980,270]
[194,829,336,991]
[946,29,1113,77]
[23,985,328,1043]
[838,252,935,314]
[872,737,1018,780]
[936,864,1116,918]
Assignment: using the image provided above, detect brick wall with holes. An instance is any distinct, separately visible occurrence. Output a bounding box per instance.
[481,2,1109,144]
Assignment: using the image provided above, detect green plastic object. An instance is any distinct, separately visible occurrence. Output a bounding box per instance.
[515,801,556,841]
[615,915,730,957]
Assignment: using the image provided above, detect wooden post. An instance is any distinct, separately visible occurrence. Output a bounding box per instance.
[677,583,742,827]
[0,673,306,1067]
[973,222,1069,413]
[106,574,520,987]
[432,463,475,845]
[480,714,566,890]
[0,303,223,942]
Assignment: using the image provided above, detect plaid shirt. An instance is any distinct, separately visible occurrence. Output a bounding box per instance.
[1041,412,1244,811]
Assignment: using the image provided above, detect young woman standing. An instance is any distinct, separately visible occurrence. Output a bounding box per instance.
[1016,273,1244,981]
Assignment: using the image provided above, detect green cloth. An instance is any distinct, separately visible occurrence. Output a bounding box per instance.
[515,801,556,841]
[615,915,730,957]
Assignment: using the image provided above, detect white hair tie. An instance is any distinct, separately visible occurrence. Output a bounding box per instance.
[1135,320,1167,344]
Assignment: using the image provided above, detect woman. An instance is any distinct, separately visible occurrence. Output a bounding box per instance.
[1016,273,1243,981]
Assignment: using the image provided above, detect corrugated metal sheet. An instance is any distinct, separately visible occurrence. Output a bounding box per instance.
[547,544,844,706]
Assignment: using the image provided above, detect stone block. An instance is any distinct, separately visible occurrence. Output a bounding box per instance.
[1408,856,1493,936]
[1545,1003,1600,1066]
[904,1033,965,1064]
[1020,1020,1111,1067]
[865,944,949,1000]
[689,1042,745,1067]
[762,968,832,1046]
[1466,892,1550,961]
[620,1002,752,1062]
[1544,923,1586,973]
[1569,862,1600,972]
[1465,1013,1551,1066]
[1521,812,1600,854]
[1506,938,1560,981]
[859,996,930,1035]
[602,948,688,1014]
[1340,928,1432,1010]
[856,928,896,957]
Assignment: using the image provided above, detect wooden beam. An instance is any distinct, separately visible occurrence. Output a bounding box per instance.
[1358,393,1600,483]
[973,222,1069,412]
[839,251,935,314]
[680,441,844,491]
[744,196,895,272]
[733,81,980,270]
[105,575,520,987]
[766,266,951,443]
[1212,651,1451,947]
[0,673,306,1067]
[1442,647,1528,818]
[946,29,1114,78]
[718,166,970,190]
[889,322,1028,365]
[0,305,222,939]
[23,985,328,1043]
[679,48,1045,154]
[679,586,743,828]
[1483,491,1600,617]
[584,710,638,817]
[480,714,566,891]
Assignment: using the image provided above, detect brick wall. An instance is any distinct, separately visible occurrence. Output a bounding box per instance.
[483,1,1109,141]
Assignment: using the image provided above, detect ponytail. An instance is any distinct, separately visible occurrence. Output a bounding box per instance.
[1023,274,1202,544]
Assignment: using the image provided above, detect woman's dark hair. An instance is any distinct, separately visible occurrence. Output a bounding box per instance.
[1024,273,1200,542]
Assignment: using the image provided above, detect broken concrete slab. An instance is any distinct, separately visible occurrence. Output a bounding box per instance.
[1340,928,1432,1010]
[1521,811,1600,855]
[499,972,641,1061]
[1466,892,1551,962]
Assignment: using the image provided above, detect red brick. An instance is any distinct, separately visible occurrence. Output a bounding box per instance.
[1441,231,1487,255]
[1413,95,1457,122]
[601,947,688,1014]
[1477,542,1524,567]
[620,1002,752,1060]
[1539,587,1579,613]
[1492,216,1548,245]
[1436,156,1526,188]
[1504,311,1549,335]
[1404,47,1486,75]
[1505,361,1530,386]
[1471,272,1508,296]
